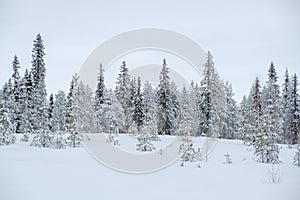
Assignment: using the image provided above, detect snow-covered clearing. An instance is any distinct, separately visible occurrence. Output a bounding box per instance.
[0,134,299,200]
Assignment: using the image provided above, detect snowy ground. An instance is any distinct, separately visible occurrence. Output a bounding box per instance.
[0,134,299,200]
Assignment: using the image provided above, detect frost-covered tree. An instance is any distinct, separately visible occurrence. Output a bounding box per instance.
[48,93,54,131]
[95,64,106,132]
[0,98,16,145]
[65,76,81,147]
[288,73,300,145]
[281,69,291,144]
[11,55,22,133]
[177,86,194,136]
[132,77,144,130]
[198,51,225,137]
[294,145,300,166]
[263,62,281,142]
[142,82,159,141]
[221,81,239,139]
[51,90,68,147]
[254,113,280,163]
[136,125,156,151]
[52,90,67,133]
[107,89,126,133]
[241,77,262,145]
[19,69,34,141]
[77,81,97,133]
[31,34,49,136]
[157,59,178,135]
[115,61,131,131]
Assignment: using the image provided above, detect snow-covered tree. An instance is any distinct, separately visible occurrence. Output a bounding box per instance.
[115,61,131,131]
[65,76,81,147]
[95,64,106,132]
[142,82,159,141]
[263,62,281,142]
[107,89,126,133]
[241,77,262,145]
[157,59,179,135]
[48,93,54,131]
[221,81,239,139]
[77,81,97,133]
[51,90,67,148]
[198,51,225,137]
[177,86,194,136]
[288,73,300,145]
[19,69,34,141]
[136,126,156,151]
[132,77,144,130]
[254,113,280,163]
[11,55,22,133]
[0,99,16,145]
[281,69,291,144]
[31,34,48,133]
[294,145,300,166]
[52,90,67,132]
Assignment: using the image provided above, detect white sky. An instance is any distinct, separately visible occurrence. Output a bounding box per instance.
[1,0,299,102]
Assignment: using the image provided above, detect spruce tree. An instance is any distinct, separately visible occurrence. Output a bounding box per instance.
[65,75,81,147]
[289,74,300,145]
[142,82,159,140]
[11,55,22,133]
[132,77,144,131]
[115,61,131,131]
[157,59,176,135]
[222,82,239,139]
[95,64,106,132]
[281,69,291,144]
[31,33,48,134]
[198,51,225,137]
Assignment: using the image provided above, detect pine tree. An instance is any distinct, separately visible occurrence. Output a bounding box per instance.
[157,59,177,135]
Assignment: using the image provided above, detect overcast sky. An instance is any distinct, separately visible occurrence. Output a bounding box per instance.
[1,0,299,102]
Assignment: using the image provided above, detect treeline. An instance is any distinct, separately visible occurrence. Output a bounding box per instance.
[0,34,299,163]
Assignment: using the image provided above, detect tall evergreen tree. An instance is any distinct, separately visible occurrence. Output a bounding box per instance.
[65,76,81,147]
[48,93,54,131]
[289,74,300,145]
[157,59,176,135]
[222,82,239,139]
[95,64,106,132]
[11,55,22,133]
[132,77,144,131]
[115,61,131,131]
[281,68,291,144]
[31,34,48,133]
[198,51,225,137]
